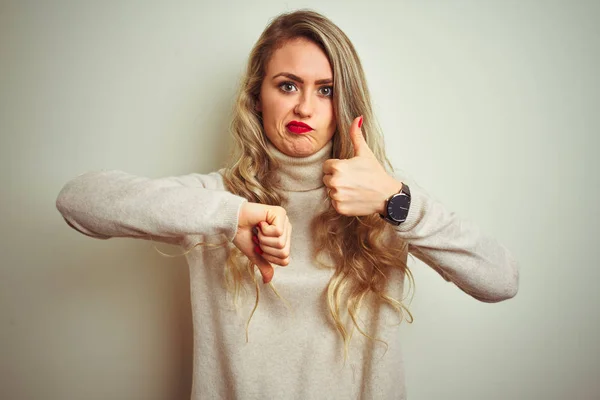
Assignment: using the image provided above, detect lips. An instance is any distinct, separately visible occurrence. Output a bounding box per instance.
[286,121,314,134]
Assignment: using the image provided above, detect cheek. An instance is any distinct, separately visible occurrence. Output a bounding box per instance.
[328,123,337,140]
[324,102,336,128]
[262,94,289,120]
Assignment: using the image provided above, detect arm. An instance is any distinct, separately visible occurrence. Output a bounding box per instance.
[55,169,247,246]
[392,174,519,303]
[321,117,518,302]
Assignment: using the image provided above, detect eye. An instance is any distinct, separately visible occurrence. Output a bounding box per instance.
[319,86,333,97]
[279,81,298,93]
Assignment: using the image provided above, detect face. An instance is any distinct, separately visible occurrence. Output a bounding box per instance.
[257,38,336,157]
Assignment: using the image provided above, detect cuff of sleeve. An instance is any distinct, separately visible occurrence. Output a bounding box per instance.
[217,194,247,242]
[393,182,426,233]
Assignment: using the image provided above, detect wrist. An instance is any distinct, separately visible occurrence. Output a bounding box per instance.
[377,179,404,215]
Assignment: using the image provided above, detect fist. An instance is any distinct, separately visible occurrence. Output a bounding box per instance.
[323,116,402,216]
[233,202,292,284]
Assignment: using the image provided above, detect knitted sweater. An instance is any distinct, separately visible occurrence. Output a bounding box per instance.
[55,140,519,399]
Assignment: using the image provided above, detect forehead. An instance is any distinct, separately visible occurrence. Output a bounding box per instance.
[265,38,333,80]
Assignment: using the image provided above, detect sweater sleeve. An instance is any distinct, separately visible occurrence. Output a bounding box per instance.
[392,173,519,303]
[55,169,247,246]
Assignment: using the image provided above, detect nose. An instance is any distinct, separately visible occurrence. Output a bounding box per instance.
[294,92,314,118]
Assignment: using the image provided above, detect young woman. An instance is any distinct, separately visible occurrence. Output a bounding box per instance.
[56,10,519,399]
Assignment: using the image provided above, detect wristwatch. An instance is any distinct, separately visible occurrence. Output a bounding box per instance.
[379,183,411,226]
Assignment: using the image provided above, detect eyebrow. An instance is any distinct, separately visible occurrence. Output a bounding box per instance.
[272,72,333,85]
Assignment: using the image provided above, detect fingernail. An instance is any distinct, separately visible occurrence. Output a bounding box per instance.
[252,235,259,244]
[254,245,263,255]
[358,116,364,128]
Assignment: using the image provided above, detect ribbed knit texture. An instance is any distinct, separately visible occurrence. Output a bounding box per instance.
[56,141,519,399]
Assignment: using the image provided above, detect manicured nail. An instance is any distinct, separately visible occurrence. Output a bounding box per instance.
[252,235,259,244]
[358,116,363,128]
[254,245,263,255]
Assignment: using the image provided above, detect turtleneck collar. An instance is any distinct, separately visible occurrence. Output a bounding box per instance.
[267,140,333,192]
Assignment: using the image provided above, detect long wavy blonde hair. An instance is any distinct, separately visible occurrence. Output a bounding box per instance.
[212,10,416,358]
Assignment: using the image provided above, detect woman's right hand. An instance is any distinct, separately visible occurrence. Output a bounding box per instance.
[233,202,292,284]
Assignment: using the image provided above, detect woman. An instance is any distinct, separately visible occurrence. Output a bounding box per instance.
[56,10,519,399]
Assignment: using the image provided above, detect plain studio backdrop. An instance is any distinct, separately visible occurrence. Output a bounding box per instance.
[1,0,598,399]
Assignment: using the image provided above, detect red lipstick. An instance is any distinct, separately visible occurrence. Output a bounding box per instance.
[286,121,314,134]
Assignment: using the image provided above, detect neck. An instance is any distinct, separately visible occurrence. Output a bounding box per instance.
[267,140,333,192]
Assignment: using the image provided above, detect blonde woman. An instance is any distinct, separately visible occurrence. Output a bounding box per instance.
[56,10,519,400]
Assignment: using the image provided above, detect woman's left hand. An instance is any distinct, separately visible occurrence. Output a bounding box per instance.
[322,116,403,217]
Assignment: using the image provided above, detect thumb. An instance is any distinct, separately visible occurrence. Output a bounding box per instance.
[232,227,274,284]
[349,115,372,158]
[253,257,274,284]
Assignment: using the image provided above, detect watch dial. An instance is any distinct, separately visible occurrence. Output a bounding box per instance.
[388,196,410,221]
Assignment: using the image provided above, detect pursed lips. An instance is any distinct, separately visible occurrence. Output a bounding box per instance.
[286,121,314,134]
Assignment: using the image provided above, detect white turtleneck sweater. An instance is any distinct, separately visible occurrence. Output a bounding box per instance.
[56,140,519,399]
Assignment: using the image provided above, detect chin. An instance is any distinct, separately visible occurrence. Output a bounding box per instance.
[287,142,318,157]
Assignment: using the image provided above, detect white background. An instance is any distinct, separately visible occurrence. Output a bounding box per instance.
[1,0,598,399]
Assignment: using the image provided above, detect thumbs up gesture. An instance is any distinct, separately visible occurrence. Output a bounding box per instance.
[322,116,404,217]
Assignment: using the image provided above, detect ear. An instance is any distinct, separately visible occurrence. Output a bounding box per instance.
[255,98,262,112]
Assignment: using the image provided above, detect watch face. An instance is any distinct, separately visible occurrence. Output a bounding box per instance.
[387,194,410,222]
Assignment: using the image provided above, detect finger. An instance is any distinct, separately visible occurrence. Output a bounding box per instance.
[258,206,287,237]
[257,217,289,259]
[258,219,292,266]
[257,236,286,258]
[259,219,284,237]
[322,173,333,188]
[331,199,340,213]
[262,252,290,267]
[328,187,337,201]
[257,220,287,250]
[322,159,340,175]
[284,218,292,256]
[254,259,274,283]
[349,115,373,158]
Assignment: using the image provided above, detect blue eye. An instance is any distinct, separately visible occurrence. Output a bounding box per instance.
[279,82,298,93]
[319,86,333,97]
